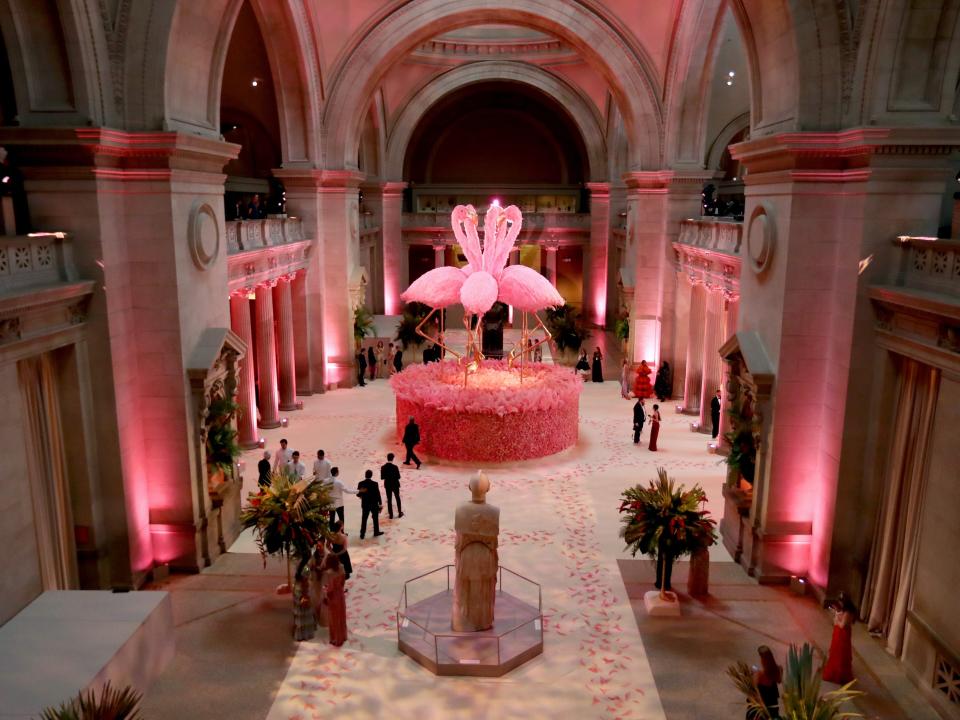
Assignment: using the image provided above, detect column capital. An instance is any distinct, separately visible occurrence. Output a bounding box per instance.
[622,170,716,194]
[585,182,611,198]
[272,168,366,191]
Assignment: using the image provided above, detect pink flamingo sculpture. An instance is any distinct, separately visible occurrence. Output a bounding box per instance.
[401,203,563,380]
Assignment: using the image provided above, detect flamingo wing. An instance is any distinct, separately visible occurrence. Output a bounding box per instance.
[460,270,499,315]
[497,264,564,313]
[401,266,467,308]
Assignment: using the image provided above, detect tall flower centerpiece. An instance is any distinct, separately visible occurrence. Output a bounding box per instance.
[240,472,333,592]
[619,467,717,600]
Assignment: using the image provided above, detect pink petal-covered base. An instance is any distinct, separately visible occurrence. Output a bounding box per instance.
[391,360,582,462]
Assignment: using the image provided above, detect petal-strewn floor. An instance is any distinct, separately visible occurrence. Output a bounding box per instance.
[235,373,729,720]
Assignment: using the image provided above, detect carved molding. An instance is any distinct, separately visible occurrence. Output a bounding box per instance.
[0,317,22,343]
[746,204,775,275]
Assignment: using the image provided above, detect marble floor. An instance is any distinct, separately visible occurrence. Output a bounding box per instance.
[140,355,936,720]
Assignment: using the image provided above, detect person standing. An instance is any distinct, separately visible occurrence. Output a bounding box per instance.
[356,347,367,387]
[822,593,856,685]
[326,520,353,582]
[312,449,332,482]
[653,361,672,401]
[633,398,646,444]
[374,340,385,378]
[272,439,291,472]
[591,347,603,382]
[380,452,403,519]
[386,342,395,375]
[321,553,348,647]
[402,416,422,469]
[711,389,722,439]
[323,466,356,528]
[286,451,306,479]
[367,346,376,381]
[648,404,662,451]
[575,348,589,378]
[620,359,632,399]
[748,646,782,719]
[257,451,272,487]
[533,343,542,363]
[633,359,653,398]
[292,568,316,641]
[393,345,404,374]
[356,469,384,539]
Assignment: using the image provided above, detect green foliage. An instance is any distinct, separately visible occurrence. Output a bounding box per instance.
[205,395,240,475]
[727,643,863,720]
[618,467,717,560]
[240,471,333,570]
[485,301,509,325]
[614,315,630,342]
[40,681,143,719]
[395,302,431,348]
[353,305,375,342]
[724,390,759,483]
[545,303,586,352]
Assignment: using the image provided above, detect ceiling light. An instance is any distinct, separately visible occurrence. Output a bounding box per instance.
[1,176,9,184]
[726,80,733,86]
[728,71,735,77]
[251,79,259,87]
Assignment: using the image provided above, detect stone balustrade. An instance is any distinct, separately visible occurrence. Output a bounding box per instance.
[893,235,960,294]
[226,217,304,254]
[677,217,743,255]
[673,217,743,299]
[0,231,80,293]
[401,211,590,231]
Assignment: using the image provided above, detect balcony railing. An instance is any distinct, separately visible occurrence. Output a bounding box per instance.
[402,212,590,231]
[893,235,960,294]
[677,217,743,255]
[226,217,304,254]
[0,232,80,293]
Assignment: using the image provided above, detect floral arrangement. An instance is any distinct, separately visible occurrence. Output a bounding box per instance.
[728,643,862,719]
[618,467,717,594]
[545,303,586,353]
[395,302,431,348]
[353,304,374,342]
[205,395,241,478]
[724,387,759,485]
[240,472,332,580]
[391,360,581,461]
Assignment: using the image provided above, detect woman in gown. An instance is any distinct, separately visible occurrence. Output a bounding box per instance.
[375,341,384,378]
[308,546,330,627]
[822,593,856,684]
[367,346,376,381]
[591,347,603,382]
[747,646,782,719]
[633,359,653,398]
[653,361,672,401]
[619,359,632,399]
[322,553,348,647]
[292,566,316,641]
[648,403,661,451]
[326,520,353,581]
[575,349,590,377]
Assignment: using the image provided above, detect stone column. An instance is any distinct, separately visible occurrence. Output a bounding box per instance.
[272,276,297,410]
[254,282,281,428]
[544,244,558,286]
[380,182,406,315]
[291,270,311,395]
[433,243,446,268]
[672,271,692,404]
[682,283,706,413]
[698,288,725,432]
[585,182,610,326]
[717,295,739,449]
[229,291,259,448]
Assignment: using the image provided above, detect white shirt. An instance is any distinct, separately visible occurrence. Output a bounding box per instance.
[286,460,306,479]
[272,447,291,471]
[323,477,356,508]
[312,457,332,481]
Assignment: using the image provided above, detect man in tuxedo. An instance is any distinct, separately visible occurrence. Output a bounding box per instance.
[402,416,422,469]
[633,397,646,444]
[711,389,722,439]
[357,348,367,387]
[380,453,403,519]
[257,451,271,487]
[356,469,384,539]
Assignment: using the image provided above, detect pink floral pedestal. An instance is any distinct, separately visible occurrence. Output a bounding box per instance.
[391,360,581,462]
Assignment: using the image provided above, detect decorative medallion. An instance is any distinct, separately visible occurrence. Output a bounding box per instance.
[188,200,220,271]
[746,204,775,274]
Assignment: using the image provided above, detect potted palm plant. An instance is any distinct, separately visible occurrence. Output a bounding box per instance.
[545,303,585,362]
[40,681,143,719]
[619,467,717,600]
[395,301,430,349]
[353,304,374,347]
[728,642,862,719]
[240,472,333,594]
[205,395,241,490]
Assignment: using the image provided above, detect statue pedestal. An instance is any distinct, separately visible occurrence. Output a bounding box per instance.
[397,565,543,677]
[643,589,681,617]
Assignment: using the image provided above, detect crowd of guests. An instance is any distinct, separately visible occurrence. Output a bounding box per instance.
[255,417,425,646]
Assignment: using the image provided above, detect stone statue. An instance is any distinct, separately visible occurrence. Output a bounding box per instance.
[452,470,500,632]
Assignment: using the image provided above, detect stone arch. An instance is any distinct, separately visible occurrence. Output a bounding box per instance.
[666,0,846,165]
[324,0,662,172]
[132,0,322,164]
[706,112,750,170]
[383,61,607,182]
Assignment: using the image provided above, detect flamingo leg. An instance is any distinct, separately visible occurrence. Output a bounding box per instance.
[415,307,461,362]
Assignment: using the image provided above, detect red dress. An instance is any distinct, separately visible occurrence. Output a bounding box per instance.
[648,412,661,451]
[325,570,348,646]
[822,611,853,684]
[632,363,653,398]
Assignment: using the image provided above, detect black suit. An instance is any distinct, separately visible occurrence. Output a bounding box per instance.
[357,478,382,538]
[357,351,367,386]
[257,458,271,487]
[633,402,645,444]
[710,395,721,439]
[402,421,421,467]
[381,462,402,518]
